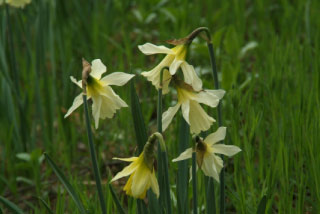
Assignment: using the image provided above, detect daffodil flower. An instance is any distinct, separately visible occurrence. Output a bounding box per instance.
[172,127,241,182]
[162,80,225,134]
[0,0,31,8]
[111,151,159,199]
[64,59,134,129]
[138,43,202,94]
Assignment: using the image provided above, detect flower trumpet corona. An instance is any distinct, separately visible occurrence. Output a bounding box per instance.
[64,59,134,129]
[0,0,31,8]
[138,42,202,94]
[162,78,225,134]
[172,127,241,182]
[111,136,159,199]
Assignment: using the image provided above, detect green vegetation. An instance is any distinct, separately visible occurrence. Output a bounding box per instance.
[0,0,319,213]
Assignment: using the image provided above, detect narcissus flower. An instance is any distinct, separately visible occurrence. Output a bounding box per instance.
[64,59,134,129]
[111,142,159,199]
[138,43,202,94]
[162,79,225,134]
[172,127,241,182]
[0,0,31,8]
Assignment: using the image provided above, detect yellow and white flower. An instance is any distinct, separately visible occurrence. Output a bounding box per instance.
[0,0,31,8]
[172,127,241,182]
[111,151,159,199]
[64,59,134,129]
[162,81,225,134]
[138,43,202,94]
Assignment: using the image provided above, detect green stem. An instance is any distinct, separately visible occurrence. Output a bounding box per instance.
[82,95,107,214]
[207,41,224,214]
[192,151,197,214]
[157,67,172,214]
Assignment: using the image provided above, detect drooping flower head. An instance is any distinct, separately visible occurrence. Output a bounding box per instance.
[138,42,202,94]
[111,135,160,199]
[162,78,225,134]
[64,59,134,129]
[172,127,241,182]
[0,0,31,8]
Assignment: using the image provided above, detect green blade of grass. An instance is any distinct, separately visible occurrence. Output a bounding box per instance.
[0,196,24,214]
[44,153,86,214]
[36,197,54,214]
[256,196,267,214]
[109,184,126,214]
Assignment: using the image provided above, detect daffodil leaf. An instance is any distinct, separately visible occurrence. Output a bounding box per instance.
[37,197,54,214]
[44,153,86,214]
[0,196,24,214]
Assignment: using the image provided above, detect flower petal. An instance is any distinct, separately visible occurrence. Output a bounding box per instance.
[91,59,107,80]
[70,76,82,88]
[113,157,139,162]
[189,101,215,134]
[91,96,102,129]
[131,163,151,198]
[181,101,190,124]
[64,93,84,118]
[138,43,174,55]
[192,90,224,108]
[100,72,135,86]
[181,63,203,91]
[172,148,192,162]
[204,127,227,145]
[212,144,241,157]
[150,171,159,198]
[201,154,220,182]
[169,59,183,75]
[162,103,181,131]
[111,162,139,182]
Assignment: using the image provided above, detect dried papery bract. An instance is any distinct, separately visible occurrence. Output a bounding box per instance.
[81,58,91,94]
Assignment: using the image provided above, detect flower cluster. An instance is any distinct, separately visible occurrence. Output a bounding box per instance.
[65,30,241,199]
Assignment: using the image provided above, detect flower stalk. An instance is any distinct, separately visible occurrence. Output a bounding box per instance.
[82,62,107,214]
[192,142,198,214]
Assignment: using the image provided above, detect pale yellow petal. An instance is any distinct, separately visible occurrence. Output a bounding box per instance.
[212,144,241,157]
[201,154,220,182]
[64,93,83,118]
[205,89,225,99]
[138,43,174,55]
[111,162,139,182]
[181,62,203,91]
[181,101,190,124]
[162,103,181,131]
[204,127,227,145]
[91,59,107,80]
[100,72,135,86]
[172,148,192,162]
[189,101,215,134]
[150,171,159,198]
[169,59,183,75]
[91,96,102,129]
[70,76,82,88]
[113,157,139,162]
[131,163,151,198]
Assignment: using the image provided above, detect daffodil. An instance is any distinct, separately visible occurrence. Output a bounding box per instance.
[111,152,159,199]
[172,127,241,182]
[162,79,225,134]
[64,59,134,129]
[138,43,202,94]
[0,0,31,8]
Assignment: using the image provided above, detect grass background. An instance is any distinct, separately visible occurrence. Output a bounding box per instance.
[0,0,319,213]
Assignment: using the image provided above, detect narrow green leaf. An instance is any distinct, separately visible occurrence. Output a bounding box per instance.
[130,80,147,153]
[109,184,126,214]
[130,80,155,212]
[256,196,267,214]
[206,178,216,214]
[37,197,54,214]
[177,117,189,214]
[44,153,86,214]
[0,196,24,214]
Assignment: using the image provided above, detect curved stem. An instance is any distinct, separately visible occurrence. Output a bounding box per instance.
[83,95,107,214]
